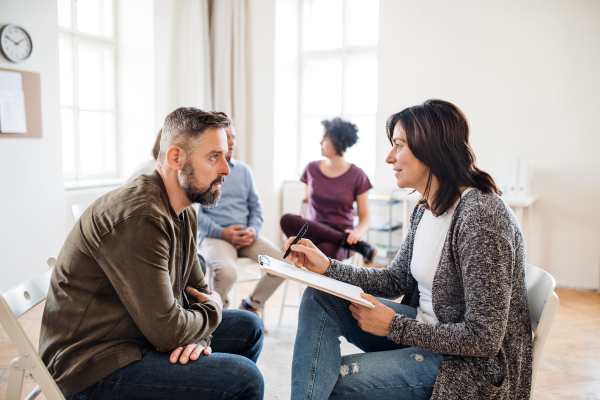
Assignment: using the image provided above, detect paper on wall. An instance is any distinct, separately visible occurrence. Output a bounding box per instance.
[0,70,27,134]
[0,70,23,91]
[0,89,27,133]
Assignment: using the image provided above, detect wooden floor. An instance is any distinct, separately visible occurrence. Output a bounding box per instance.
[1,281,599,399]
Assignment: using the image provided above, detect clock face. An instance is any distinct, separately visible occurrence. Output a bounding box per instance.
[1,24,33,63]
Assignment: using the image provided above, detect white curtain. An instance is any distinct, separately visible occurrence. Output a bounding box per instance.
[165,0,248,161]
[172,0,213,110]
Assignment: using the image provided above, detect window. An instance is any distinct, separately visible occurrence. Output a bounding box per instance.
[299,0,379,177]
[58,0,117,181]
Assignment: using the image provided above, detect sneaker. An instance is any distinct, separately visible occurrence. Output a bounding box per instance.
[341,235,378,264]
[239,301,268,334]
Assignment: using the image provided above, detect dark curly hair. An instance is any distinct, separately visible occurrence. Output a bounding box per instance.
[321,117,359,156]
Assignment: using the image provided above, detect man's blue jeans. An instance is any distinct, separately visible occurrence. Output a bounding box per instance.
[292,287,444,400]
[66,309,264,400]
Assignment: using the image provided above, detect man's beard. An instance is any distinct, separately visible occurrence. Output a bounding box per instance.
[179,161,224,208]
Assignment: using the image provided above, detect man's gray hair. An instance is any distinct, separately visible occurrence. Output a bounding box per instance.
[158,107,231,162]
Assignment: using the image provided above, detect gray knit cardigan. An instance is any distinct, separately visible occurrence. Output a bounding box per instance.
[326,189,533,399]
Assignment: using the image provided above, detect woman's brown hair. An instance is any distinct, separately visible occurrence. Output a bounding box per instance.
[151,128,162,160]
[386,99,501,216]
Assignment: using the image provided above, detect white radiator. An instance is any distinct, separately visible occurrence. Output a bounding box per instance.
[281,180,305,216]
[280,180,305,241]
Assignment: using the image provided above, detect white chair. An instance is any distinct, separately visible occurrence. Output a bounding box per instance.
[0,258,65,400]
[525,263,560,399]
[277,279,305,326]
[229,257,263,310]
[71,202,91,222]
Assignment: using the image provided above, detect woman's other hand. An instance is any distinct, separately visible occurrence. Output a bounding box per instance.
[344,228,364,245]
[284,237,330,275]
[349,293,396,336]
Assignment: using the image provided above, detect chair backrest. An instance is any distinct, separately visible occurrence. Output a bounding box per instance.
[71,203,91,222]
[524,264,560,399]
[0,258,66,400]
[3,258,55,319]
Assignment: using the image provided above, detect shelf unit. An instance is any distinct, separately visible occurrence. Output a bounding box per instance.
[367,188,417,261]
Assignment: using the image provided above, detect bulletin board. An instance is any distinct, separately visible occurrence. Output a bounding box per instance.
[0,67,42,138]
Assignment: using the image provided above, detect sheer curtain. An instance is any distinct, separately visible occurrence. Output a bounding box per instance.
[172,0,213,111]
[211,0,247,161]
[164,0,248,161]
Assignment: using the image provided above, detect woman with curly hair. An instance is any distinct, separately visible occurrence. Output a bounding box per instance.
[280,117,378,264]
[285,100,533,399]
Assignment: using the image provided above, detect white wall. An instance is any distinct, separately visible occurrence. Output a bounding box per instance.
[117,0,155,178]
[375,0,600,289]
[0,0,65,292]
[247,0,280,242]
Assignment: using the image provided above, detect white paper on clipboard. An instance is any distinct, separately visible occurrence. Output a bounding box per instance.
[259,255,374,308]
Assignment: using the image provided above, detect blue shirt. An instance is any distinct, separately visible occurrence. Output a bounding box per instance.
[197,158,264,244]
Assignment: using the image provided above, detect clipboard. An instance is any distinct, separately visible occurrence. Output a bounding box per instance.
[259,255,374,308]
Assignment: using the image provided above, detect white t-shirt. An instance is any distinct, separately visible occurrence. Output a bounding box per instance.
[410,188,474,324]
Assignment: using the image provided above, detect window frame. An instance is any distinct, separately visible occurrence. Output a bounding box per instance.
[59,0,119,182]
[297,0,379,176]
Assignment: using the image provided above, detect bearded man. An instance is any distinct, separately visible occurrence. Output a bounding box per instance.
[39,108,264,400]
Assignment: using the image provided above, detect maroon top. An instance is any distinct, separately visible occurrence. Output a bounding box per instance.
[301,161,373,232]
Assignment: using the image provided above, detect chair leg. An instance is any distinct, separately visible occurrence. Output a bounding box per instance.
[6,357,25,400]
[23,386,41,400]
[231,283,237,309]
[278,280,289,326]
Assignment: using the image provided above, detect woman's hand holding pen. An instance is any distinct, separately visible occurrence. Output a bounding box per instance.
[283,237,330,275]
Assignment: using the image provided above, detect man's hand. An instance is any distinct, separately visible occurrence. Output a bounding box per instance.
[169,343,212,364]
[221,225,246,248]
[168,288,221,364]
[237,227,256,248]
[221,225,256,248]
[186,287,223,311]
[349,293,396,337]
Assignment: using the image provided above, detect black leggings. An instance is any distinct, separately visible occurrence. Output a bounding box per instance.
[280,214,347,259]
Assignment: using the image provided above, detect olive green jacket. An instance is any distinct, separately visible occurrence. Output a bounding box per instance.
[39,171,221,396]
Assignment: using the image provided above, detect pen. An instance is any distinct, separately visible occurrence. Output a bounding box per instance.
[283,223,309,259]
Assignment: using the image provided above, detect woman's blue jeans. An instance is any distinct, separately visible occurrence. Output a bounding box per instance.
[292,287,444,400]
[66,309,264,400]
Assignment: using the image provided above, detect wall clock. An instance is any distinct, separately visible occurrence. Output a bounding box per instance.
[0,24,33,63]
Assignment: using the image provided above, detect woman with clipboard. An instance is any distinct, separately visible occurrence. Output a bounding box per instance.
[285,100,533,400]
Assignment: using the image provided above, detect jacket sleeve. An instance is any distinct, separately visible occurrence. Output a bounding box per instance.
[386,231,514,358]
[246,167,264,235]
[184,250,215,347]
[95,215,222,352]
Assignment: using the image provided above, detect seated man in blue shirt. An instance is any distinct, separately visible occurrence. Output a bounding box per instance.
[198,125,285,320]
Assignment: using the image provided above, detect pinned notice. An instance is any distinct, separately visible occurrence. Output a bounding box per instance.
[0,70,27,133]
